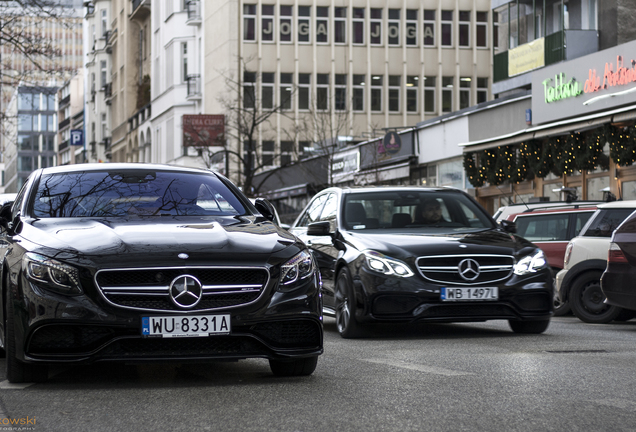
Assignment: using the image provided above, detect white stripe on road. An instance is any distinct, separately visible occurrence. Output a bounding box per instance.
[363,358,473,376]
[0,381,34,389]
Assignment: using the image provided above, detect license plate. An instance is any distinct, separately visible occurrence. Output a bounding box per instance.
[141,315,231,338]
[441,287,498,301]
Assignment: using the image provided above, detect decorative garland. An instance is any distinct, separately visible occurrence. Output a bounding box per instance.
[608,124,636,167]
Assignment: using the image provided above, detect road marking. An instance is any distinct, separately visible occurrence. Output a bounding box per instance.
[363,358,473,376]
[0,381,34,389]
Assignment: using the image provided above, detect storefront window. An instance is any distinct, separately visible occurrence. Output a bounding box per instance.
[438,159,464,189]
[587,177,609,201]
[622,181,636,200]
[543,182,563,201]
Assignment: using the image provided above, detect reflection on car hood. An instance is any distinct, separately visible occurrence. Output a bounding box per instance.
[344,229,533,258]
[21,216,296,263]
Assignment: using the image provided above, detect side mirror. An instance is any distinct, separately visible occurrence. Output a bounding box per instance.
[500,220,517,234]
[307,221,331,236]
[254,198,276,222]
[0,202,13,231]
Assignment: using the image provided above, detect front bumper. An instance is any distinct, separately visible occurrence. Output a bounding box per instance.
[352,267,553,324]
[15,273,323,365]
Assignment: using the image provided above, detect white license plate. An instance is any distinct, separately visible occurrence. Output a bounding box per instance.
[141,314,231,337]
[441,287,498,301]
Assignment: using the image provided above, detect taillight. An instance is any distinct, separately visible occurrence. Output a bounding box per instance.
[564,242,573,266]
[608,242,628,263]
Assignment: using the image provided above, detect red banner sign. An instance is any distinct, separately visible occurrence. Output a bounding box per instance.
[183,115,225,147]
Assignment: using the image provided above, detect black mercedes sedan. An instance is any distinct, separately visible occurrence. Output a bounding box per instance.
[0,164,322,383]
[290,187,553,338]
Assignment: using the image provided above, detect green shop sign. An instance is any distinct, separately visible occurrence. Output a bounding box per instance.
[542,73,583,103]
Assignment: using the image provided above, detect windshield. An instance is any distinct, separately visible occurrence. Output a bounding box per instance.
[342,190,495,232]
[31,170,247,218]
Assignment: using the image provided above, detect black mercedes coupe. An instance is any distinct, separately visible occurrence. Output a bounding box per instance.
[0,164,322,382]
[290,186,553,338]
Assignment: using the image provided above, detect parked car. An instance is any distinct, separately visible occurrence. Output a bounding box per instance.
[493,200,602,223]
[0,164,322,383]
[290,186,553,338]
[249,198,289,229]
[601,209,636,314]
[555,200,636,323]
[503,205,599,315]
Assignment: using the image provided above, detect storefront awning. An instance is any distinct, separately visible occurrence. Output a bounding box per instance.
[460,104,636,152]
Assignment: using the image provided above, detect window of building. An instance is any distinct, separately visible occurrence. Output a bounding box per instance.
[316,73,329,110]
[41,155,54,169]
[353,75,365,111]
[459,11,470,47]
[316,6,328,43]
[424,10,435,46]
[243,71,256,109]
[47,114,55,131]
[91,24,96,48]
[18,135,32,151]
[262,140,275,166]
[280,5,293,43]
[101,113,108,139]
[280,73,293,110]
[298,73,310,110]
[407,76,418,112]
[442,76,453,112]
[47,94,55,111]
[262,4,274,42]
[441,10,453,47]
[370,8,382,45]
[181,42,188,82]
[460,77,471,109]
[424,76,436,113]
[18,156,33,172]
[388,9,400,46]
[18,93,33,111]
[281,140,294,165]
[371,75,383,112]
[100,60,107,87]
[493,11,499,50]
[335,7,346,44]
[45,135,55,151]
[262,72,275,109]
[298,6,310,43]
[353,8,364,44]
[406,9,417,46]
[18,114,32,131]
[335,74,347,111]
[476,11,488,47]
[101,8,107,36]
[388,75,400,112]
[477,77,488,103]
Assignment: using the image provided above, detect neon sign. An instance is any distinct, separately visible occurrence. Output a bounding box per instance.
[542,73,583,103]
[584,55,636,93]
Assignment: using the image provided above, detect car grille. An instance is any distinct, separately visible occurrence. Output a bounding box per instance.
[416,254,514,285]
[95,267,270,312]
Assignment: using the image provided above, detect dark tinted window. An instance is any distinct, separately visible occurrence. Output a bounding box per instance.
[582,209,635,238]
[516,213,571,241]
[32,170,246,218]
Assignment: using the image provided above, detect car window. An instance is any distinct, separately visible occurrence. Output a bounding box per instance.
[31,170,246,218]
[574,212,594,236]
[297,193,329,227]
[320,193,338,221]
[515,213,570,241]
[582,209,635,237]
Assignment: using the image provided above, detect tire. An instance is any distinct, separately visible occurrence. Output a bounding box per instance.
[569,272,623,324]
[269,356,318,377]
[5,275,48,383]
[614,309,636,322]
[335,267,364,339]
[508,319,550,334]
[553,290,571,316]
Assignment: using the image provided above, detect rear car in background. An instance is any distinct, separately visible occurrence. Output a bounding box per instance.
[555,201,636,323]
[601,210,636,312]
[0,164,322,383]
[290,186,553,338]
[504,205,599,315]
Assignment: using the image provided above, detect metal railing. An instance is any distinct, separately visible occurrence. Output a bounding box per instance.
[186,74,201,97]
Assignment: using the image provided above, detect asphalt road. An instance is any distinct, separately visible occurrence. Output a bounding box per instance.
[1,316,635,432]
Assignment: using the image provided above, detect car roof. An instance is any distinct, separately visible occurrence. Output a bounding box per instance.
[494,200,603,221]
[321,186,465,195]
[506,205,599,220]
[37,163,214,176]
[596,200,636,209]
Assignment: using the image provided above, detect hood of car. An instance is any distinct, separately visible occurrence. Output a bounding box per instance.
[343,228,534,259]
[20,216,297,266]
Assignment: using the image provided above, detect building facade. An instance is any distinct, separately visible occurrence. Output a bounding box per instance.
[57,73,85,165]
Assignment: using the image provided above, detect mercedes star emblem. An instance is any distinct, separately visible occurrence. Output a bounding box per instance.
[458,258,480,281]
[169,275,203,308]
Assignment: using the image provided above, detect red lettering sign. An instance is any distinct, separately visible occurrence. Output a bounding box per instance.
[584,55,636,94]
[182,115,225,147]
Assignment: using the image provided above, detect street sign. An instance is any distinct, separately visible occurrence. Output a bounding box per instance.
[70,129,84,146]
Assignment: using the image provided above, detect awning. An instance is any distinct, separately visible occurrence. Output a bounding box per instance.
[460,103,636,152]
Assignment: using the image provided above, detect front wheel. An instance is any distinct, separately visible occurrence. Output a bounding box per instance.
[570,272,623,324]
[269,356,318,377]
[335,267,364,339]
[508,319,550,334]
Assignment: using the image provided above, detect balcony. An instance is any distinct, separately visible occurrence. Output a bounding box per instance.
[58,117,70,130]
[59,94,71,108]
[186,1,201,25]
[131,0,150,21]
[59,139,69,152]
[103,82,113,105]
[186,74,202,100]
[493,30,599,83]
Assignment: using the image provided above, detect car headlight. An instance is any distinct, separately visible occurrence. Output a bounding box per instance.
[23,252,82,295]
[513,249,548,275]
[279,250,315,290]
[364,251,414,277]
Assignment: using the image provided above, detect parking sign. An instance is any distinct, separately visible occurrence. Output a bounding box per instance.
[70,129,84,146]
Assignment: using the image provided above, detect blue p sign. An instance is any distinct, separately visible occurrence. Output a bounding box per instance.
[70,129,84,146]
